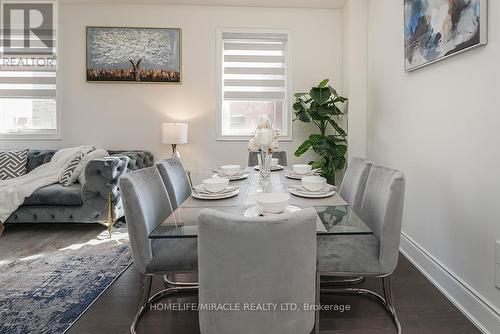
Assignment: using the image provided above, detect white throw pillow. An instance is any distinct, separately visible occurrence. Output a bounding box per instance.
[59,151,85,186]
[77,149,110,185]
[58,146,96,187]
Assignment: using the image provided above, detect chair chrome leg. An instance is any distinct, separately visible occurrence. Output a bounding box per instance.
[141,274,153,307]
[164,273,198,287]
[131,274,153,334]
[321,277,401,334]
[321,276,365,286]
[382,276,401,334]
[130,276,198,334]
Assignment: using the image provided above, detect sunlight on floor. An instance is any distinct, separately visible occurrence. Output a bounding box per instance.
[19,253,45,261]
[0,260,11,266]
[59,228,129,251]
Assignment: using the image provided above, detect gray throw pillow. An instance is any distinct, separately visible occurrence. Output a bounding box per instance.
[0,149,29,180]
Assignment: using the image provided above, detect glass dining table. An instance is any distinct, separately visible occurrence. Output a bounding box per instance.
[150,169,372,239]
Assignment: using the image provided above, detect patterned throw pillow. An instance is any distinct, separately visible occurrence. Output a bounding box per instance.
[0,149,29,180]
[59,152,85,187]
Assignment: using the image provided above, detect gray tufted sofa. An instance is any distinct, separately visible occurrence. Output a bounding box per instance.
[4,150,154,225]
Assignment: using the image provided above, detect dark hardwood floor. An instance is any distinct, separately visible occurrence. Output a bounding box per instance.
[67,254,481,334]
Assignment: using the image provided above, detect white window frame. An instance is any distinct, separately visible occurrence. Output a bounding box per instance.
[216,28,292,141]
[0,1,60,141]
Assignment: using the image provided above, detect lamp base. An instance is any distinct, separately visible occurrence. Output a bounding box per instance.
[171,144,181,159]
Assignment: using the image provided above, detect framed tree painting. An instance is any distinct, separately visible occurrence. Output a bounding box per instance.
[86,27,181,83]
[404,0,487,72]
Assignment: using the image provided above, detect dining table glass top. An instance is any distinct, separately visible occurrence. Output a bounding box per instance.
[149,169,372,239]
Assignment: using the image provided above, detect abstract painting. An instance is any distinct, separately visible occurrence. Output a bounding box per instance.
[86,27,181,82]
[404,0,487,72]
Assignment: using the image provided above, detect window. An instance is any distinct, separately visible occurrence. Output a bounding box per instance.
[217,29,291,140]
[0,5,58,139]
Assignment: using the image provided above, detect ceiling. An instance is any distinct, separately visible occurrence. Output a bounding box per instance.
[60,0,348,9]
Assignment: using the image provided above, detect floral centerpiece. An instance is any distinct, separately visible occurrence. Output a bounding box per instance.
[248,116,279,188]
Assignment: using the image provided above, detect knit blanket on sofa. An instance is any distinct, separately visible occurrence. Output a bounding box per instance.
[0,146,92,224]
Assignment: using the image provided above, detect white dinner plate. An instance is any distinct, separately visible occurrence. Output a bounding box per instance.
[244,204,301,217]
[288,185,336,198]
[253,165,284,171]
[191,187,240,200]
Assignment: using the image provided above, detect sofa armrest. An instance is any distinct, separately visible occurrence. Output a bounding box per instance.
[81,156,129,205]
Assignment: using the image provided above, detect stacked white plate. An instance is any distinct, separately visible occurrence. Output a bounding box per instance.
[288,184,336,198]
[244,204,301,217]
[212,169,248,181]
[284,169,321,180]
[192,185,240,200]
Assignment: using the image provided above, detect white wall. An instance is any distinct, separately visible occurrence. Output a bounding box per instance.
[342,0,368,159]
[367,0,500,331]
[0,3,343,182]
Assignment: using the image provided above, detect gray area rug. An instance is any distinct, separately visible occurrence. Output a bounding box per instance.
[0,222,132,334]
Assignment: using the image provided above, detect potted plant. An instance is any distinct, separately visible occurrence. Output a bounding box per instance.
[293,79,348,185]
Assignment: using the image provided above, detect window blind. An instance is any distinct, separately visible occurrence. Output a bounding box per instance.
[222,32,287,101]
[0,30,56,99]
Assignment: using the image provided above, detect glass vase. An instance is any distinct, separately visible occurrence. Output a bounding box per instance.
[257,147,272,192]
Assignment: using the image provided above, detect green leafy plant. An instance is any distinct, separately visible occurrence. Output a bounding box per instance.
[293,79,348,185]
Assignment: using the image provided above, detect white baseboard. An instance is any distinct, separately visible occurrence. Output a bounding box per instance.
[400,232,500,334]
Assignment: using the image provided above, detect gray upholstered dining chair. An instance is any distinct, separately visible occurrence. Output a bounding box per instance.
[119,166,198,333]
[248,150,288,166]
[339,157,373,213]
[317,165,406,333]
[198,208,318,334]
[156,158,192,210]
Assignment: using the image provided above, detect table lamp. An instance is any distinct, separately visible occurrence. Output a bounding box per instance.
[162,122,188,159]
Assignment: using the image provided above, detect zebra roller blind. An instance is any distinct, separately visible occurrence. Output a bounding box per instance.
[0,32,56,99]
[0,27,57,135]
[222,32,288,101]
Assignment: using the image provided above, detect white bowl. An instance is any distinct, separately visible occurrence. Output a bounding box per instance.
[271,158,279,167]
[256,193,290,214]
[220,164,241,176]
[202,178,229,193]
[302,176,327,192]
[293,164,312,175]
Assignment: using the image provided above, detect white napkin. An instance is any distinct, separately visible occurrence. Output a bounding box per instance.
[288,184,335,195]
[287,169,322,177]
[212,169,246,178]
[193,185,238,196]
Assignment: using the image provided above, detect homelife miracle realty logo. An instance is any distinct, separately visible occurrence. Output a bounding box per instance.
[1,1,56,66]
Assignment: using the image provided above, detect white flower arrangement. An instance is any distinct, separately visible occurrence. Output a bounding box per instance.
[248,116,279,153]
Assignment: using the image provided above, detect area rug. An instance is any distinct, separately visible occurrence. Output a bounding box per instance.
[0,222,132,334]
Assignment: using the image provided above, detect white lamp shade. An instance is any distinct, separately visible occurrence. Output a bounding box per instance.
[162,122,188,144]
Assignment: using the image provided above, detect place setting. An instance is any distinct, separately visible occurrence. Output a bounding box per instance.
[285,164,322,180]
[244,193,300,217]
[192,177,240,200]
[287,175,336,198]
[253,158,284,171]
[212,164,249,181]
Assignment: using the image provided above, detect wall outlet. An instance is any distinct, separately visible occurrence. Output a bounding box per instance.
[496,241,500,290]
